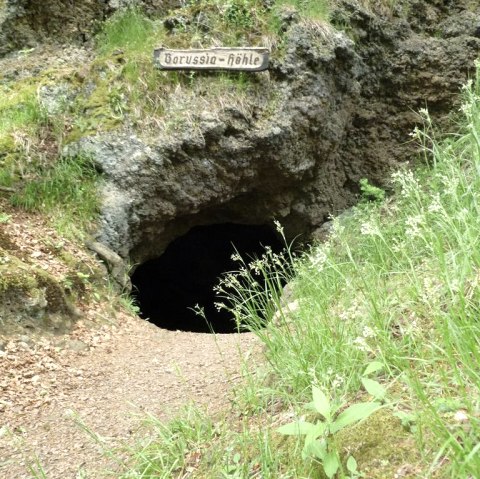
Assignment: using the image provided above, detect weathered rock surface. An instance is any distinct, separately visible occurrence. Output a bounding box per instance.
[0,0,179,57]
[66,1,480,266]
[68,24,361,262]
[0,0,105,56]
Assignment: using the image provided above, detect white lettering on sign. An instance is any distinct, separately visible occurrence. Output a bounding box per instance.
[154,48,269,72]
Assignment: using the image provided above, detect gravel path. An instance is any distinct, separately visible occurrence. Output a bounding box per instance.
[0,313,260,478]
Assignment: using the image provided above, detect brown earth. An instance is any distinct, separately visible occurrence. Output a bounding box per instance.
[0,313,260,478]
[0,199,261,478]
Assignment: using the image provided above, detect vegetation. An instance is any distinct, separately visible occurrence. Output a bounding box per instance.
[0,77,100,237]
[114,64,480,478]
[3,4,479,476]
[1,1,330,236]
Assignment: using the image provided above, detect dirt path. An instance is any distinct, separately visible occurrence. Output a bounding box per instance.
[0,313,260,478]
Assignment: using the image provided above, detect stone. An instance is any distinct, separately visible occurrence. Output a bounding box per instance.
[64,0,480,270]
[38,83,78,115]
[0,0,184,57]
[66,339,89,352]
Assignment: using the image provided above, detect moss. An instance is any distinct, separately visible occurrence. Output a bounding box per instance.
[0,258,37,294]
[336,409,423,478]
[0,230,17,251]
[0,246,71,314]
[65,73,124,142]
[35,269,71,314]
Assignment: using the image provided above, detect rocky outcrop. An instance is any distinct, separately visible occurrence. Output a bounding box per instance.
[0,241,78,333]
[0,0,104,56]
[66,1,480,266]
[68,23,361,262]
[0,0,179,57]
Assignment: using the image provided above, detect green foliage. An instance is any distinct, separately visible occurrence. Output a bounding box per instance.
[0,82,46,134]
[96,6,155,55]
[11,155,100,237]
[278,384,381,478]
[224,0,256,29]
[359,178,385,203]
[120,407,218,478]
[140,61,480,478]
[275,0,330,20]
[12,7,480,479]
[0,81,48,187]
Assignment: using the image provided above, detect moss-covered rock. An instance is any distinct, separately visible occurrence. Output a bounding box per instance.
[0,250,77,333]
[337,409,423,478]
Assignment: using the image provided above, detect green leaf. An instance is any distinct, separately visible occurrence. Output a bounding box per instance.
[347,455,358,473]
[363,361,384,376]
[361,378,387,400]
[277,421,316,436]
[330,402,381,434]
[303,438,327,461]
[312,386,331,421]
[305,421,326,443]
[323,452,340,479]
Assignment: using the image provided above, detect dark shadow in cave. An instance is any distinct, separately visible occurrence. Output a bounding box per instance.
[130,223,285,333]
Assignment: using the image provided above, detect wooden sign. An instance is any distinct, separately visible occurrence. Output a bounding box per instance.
[154,47,269,72]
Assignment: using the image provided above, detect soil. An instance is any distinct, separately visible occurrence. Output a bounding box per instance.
[0,198,262,478]
[0,313,260,478]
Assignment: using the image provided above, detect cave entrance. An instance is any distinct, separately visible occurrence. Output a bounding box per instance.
[130,223,285,333]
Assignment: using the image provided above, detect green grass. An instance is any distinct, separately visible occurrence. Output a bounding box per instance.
[97,7,156,56]
[11,155,100,237]
[115,64,480,478]
[0,81,48,187]
[275,0,330,20]
[1,1,331,238]
[84,0,331,135]
[0,82,46,134]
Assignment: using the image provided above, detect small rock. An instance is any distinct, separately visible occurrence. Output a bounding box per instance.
[454,410,469,423]
[66,340,89,352]
[17,341,30,351]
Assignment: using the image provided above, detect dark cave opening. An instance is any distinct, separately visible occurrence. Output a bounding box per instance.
[130,223,285,333]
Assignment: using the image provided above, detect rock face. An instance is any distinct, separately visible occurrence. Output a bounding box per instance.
[70,23,361,262]
[0,0,179,57]
[0,0,105,56]
[67,1,480,266]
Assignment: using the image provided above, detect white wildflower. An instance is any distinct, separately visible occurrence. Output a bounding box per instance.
[339,302,363,322]
[230,252,242,262]
[309,249,327,270]
[405,215,423,238]
[408,125,421,139]
[360,221,380,236]
[214,302,226,312]
[332,374,344,389]
[274,220,284,234]
[437,173,459,196]
[249,259,263,274]
[392,240,404,254]
[392,169,420,198]
[428,194,443,214]
[453,410,469,423]
[418,107,429,118]
[353,336,369,352]
[362,326,376,338]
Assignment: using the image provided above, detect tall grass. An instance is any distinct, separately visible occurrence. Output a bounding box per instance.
[96,7,156,55]
[0,82,48,187]
[119,62,480,478]
[219,62,480,477]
